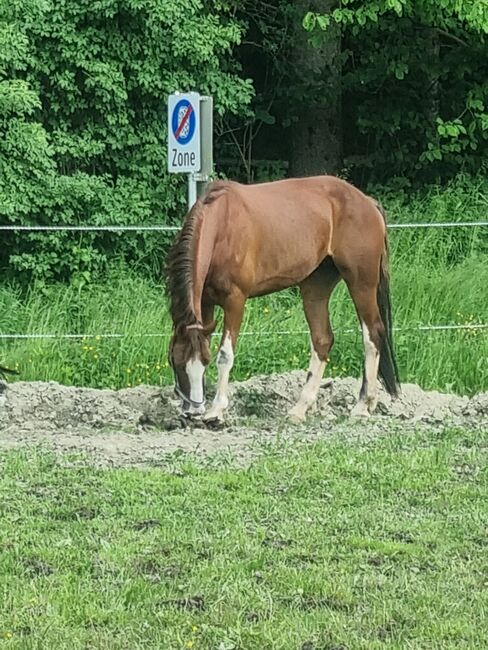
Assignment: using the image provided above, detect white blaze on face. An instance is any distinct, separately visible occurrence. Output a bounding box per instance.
[185,355,205,413]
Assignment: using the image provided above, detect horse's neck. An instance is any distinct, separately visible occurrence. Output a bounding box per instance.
[191,204,218,322]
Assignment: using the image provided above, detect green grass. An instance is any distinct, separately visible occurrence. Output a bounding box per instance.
[0,174,487,394]
[0,253,486,394]
[0,426,487,648]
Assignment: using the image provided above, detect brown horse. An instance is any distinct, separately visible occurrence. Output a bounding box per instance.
[167,175,399,422]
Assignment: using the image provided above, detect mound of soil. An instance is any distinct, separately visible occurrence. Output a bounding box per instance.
[0,372,486,467]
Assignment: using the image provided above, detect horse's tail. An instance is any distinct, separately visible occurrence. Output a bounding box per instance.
[375,203,400,397]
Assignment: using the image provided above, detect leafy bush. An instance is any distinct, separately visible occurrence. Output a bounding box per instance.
[0,0,253,282]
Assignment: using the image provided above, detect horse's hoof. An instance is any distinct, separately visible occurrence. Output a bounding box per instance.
[203,410,223,422]
[203,417,225,431]
[287,408,306,424]
[350,403,370,418]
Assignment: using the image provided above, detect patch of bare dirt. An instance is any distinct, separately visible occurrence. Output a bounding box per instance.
[0,372,486,467]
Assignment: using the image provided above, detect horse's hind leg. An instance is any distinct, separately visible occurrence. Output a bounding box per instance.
[342,277,384,417]
[288,262,339,423]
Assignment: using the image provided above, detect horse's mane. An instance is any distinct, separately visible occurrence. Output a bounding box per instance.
[166,181,228,329]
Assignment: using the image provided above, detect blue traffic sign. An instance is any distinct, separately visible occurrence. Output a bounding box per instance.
[167,92,201,174]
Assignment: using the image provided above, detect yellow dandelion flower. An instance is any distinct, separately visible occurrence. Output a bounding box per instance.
[4,632,13,639]
[95,335,101,341]
[156,364,161,370]
[94,354,99,360]
[192,625,198,632]
[127,383,132,387]
[186,642,194,649]
[126,368,131,373]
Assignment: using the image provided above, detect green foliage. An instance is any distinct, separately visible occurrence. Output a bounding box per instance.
[301,0,488,184]
[1,0,487,285]
[0,0,253,282]
[231,1,488,185]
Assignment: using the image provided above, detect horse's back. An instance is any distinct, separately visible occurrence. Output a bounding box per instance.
[205,175,383,243]
[208,175,379,216]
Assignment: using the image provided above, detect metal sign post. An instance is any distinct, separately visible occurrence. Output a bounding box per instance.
[167,92,213,210]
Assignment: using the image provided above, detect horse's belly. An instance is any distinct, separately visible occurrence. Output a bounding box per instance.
[248,275,300,297]
[212,215,331,298]
[249,256,324,297]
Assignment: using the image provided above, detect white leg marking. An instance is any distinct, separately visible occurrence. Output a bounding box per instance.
[351,321,380,417]
[288,340,326,423]
[185,356,206,415]
[204,332,234,421]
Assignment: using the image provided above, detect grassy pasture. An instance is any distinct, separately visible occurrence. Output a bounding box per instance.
[0,425,487,649]
[0,253,486,395]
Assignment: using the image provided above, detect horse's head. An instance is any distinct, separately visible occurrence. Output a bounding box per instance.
[168,321,215,416]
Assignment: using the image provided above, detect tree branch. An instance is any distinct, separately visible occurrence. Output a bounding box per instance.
[435,28,468,48]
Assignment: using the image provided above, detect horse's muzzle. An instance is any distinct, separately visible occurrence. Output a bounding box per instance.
[174,388,206,417]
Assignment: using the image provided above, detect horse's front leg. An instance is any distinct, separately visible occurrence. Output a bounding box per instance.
[204,291,245,423]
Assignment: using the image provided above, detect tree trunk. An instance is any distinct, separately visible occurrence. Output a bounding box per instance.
[289,0,342,178]
[426,29,440,136]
